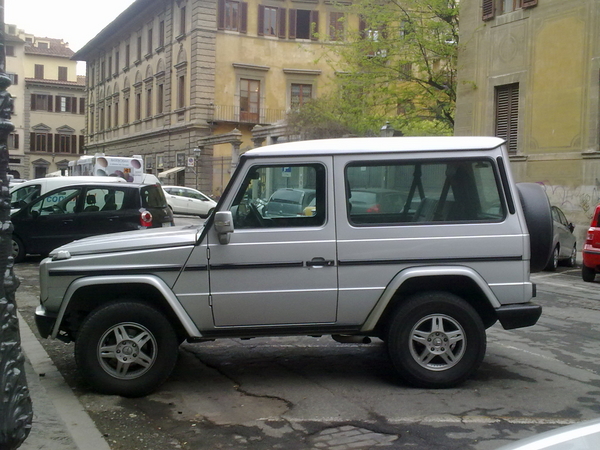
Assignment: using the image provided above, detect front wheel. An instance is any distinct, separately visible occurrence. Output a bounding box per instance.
[386,292,486,388]
[12,236,25,263]
[75,301,179,397]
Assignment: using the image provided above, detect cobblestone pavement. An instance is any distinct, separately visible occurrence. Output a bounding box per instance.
[311,425,398,449]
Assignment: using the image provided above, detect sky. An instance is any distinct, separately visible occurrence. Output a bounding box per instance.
[5,0,137,74]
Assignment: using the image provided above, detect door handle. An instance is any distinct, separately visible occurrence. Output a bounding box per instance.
[306,257,335,268]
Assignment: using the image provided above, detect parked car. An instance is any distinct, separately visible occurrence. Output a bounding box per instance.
[35,136,552,397]
[583,204,600,281]
[11,181,174,262]
[349,188,404,214]
[495,417,600,449]
[10,176,127,214]
[264,188,316,217]
[545,205,577,271]
[162,185,216,217]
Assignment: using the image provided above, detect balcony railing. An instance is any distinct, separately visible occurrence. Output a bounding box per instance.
[210,104,286,125]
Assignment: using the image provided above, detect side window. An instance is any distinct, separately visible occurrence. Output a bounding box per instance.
[231,164,325,229]
[83,188,127,212]
[30,188,80,216]
[345,159,505,226]
[11,184,41,209]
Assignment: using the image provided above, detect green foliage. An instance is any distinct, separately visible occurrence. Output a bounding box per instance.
[299,0,458,137]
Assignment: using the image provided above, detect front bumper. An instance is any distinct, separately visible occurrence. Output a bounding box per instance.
[496,303,542,330]
[35,305,57,338]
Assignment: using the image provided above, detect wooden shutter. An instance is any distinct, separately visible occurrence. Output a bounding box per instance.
[258,5,265,36]
[240,2,248,34]
[217,0,225,30]
[288,9,296,39]
[55,134,60,152]
[522,0,538,8]
[30,132,35,151]
[31,94,36,110]
[278,8,286,38]
[495,83,519,153]
[79,135,85,154]
[55,96,61,112]
[310,10,319,41]
[71,135,77,152]
[80,98,86,115]
[482,0,495,21]
[47,133,53,152]
[71,97,78,114]
[47,95,53,112]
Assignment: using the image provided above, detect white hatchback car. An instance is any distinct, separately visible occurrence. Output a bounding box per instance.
[162,185,216,217]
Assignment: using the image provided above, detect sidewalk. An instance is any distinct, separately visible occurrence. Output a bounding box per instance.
[18,311,110,450]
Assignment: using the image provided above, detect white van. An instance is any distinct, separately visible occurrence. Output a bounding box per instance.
[10,176,127,214]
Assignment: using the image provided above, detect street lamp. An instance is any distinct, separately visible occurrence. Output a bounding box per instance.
[193,147,202,190]
[380,121,395,137]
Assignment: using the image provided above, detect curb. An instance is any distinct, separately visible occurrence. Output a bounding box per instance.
[19,311,111,450]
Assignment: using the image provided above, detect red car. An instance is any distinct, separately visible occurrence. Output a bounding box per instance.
[582,204,600,281]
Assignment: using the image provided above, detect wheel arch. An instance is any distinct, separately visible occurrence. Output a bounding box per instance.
[361,266,501,335]
[52,275,202,342]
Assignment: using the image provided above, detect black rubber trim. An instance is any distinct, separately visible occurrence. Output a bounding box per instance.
[209,261,304,270]
[497,156,516,215]
[48,265,188,276]
[200,325,362,339]
[338,256,523,266]
[496,303,542,330]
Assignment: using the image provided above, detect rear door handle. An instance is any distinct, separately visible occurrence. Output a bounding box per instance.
[306,257,335,268]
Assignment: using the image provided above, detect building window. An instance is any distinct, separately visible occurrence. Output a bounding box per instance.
[261,6,278,36]
[240,78,260,122]
[107,104,112,128]
[289,9,319,40]
[80,98,86,115]
[115,51,120,73]
[125,44,130,67]
[31,94,53,111]
[218,0,247,33]
[56,96,77,113]
[291,84,312,109]
[8,133,19,150]
[7,73,18,85]
[124,97,130,123]
[6,46,14,57]
[137,36,142,61]
[114,101,119,127]
[147,28,153,55]
[57,134,76,153]
[37,42,49,49]
[159,21,165,47]
[34,64,44,79]
[495,83,519,153]
[157,83,164,113]
[101,60,106,80]
[135,92,141,120]
[146,88,152,118]
[483,0,537,20]
[34,166,48,178]
[178,75,186,109]
[329,12,344,41]
[108,57,112,77]
[180,6,186,35]
[99,106,105,130]
[31,132,52,152]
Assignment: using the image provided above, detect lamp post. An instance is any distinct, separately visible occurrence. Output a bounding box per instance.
[380,121,395,137]
[193,147,201,190]
[0,0,33,446]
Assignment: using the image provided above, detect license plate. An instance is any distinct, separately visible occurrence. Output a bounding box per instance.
[162,222,172,227]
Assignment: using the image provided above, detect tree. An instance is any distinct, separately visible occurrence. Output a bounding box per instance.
[310,0,458,136]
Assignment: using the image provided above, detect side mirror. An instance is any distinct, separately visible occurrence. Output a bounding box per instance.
[569,223,575,233]
[214,211,234,244]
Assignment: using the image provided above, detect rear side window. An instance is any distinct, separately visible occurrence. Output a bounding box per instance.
[141,185,168,208]
[345,159,505,226]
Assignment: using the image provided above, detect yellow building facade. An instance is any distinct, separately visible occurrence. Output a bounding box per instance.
[455,0,600,243]
[74,0,350,195]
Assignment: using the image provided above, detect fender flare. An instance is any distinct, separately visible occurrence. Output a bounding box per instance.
[360,266,502,332]
[50,275,203,339]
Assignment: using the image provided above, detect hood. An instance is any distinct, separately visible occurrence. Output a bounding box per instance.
[49,224,203,257]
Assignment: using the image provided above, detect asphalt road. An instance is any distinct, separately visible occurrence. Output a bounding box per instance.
[14,247,600,450]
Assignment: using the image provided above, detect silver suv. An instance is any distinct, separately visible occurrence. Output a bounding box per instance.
[34,137,553,397]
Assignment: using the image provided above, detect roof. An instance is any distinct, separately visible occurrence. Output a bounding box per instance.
[25,38,75,58]
[25,78,86,89]
[242,136,507,158]
[73,0,149,60]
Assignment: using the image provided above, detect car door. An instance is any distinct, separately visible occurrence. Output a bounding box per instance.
[13,187,82,255]
[205,158,338,327]
[165,188,186,214]
[75,186,137,236]
[553,206,576,259]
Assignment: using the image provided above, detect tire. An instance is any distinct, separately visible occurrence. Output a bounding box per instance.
[75,301,179,397]
[545,246,559,271]
[516,183,553,273]
[12,236,25,263]
[565,244,576,268]
[386,292,486,388]
[582,265,596,282]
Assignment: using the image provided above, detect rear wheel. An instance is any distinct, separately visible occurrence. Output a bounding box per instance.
[386,292,486,388]
[565,244,576,268]
[545,246,559,271]
[12,236,25,263]
[75,301,179,397]
[582,265,596,282]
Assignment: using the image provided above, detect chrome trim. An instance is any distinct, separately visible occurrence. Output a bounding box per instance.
[50,275,203,339]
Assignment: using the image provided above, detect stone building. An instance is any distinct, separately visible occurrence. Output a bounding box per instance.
[73,0,352,195]
[5,25,86,179]
[455,0,600,243]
